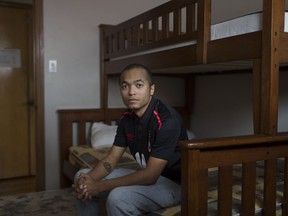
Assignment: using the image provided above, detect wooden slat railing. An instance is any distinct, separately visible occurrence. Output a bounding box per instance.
[242,162,257,215]
[218,166,233,215]
[179,133,288,216]
[102,0,198,60]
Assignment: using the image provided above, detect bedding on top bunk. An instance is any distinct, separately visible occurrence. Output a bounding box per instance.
[211,12,288,40]
[68,122,285,216]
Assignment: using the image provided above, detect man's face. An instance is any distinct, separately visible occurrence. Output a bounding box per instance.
[120,68,155,117]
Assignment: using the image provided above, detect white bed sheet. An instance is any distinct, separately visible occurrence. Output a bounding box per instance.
[211,12,288,40]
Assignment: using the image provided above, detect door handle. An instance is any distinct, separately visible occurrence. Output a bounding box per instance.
[27,100,35,107]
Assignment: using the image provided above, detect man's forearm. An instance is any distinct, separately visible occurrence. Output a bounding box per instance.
[89,159,116,182]
[98,168,158,193]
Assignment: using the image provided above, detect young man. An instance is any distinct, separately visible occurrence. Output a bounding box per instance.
[73,63,188,215]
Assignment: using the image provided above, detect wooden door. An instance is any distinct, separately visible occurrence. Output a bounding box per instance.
[0,4,35,179]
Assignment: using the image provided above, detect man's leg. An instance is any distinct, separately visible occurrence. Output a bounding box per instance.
[106,176,181,216]
[74,168,136,216]
[74,168,99,216]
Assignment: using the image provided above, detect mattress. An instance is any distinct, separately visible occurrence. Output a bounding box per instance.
[69,146,284,216]
[211,12,288,40]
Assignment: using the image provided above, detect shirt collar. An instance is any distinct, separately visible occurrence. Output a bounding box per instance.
[138,96,158,124]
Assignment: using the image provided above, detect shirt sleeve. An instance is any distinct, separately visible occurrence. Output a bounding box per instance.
[113,120,127,148]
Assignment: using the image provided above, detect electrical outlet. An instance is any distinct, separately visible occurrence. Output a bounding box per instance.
[49,60,57,72]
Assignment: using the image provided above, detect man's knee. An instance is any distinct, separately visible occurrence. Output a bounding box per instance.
[106,187,126,205]
[106,186,146,216]
[106,187,138,215]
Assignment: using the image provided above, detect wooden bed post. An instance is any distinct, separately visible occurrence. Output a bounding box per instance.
[100,24,118,122]
[259,0,284,135]
[252,59,261,134]
[184,75,195,129]
[196,0,211,64]
[181,148,207,216]
[99,25,109,112]
[58,110,75,188]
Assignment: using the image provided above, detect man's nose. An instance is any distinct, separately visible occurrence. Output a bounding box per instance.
[129,86,136,95]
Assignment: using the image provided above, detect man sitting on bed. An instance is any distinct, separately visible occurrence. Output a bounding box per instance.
[73,63,188,215]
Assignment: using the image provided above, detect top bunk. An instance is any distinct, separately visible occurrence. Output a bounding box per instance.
[100,0,288,75]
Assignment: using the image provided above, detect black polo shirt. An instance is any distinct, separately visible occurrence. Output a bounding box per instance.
[113,97,188,183]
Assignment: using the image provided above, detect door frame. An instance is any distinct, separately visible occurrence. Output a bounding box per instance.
[0,0,44,190]
[34,0,45,191]
[0,0,44,191]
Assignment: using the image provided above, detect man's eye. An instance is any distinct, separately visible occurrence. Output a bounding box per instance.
[121,85,127,90]
[136,83,143,88]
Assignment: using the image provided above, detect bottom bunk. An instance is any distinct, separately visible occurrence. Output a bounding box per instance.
[69,145,285,216]
[58,109,288,216]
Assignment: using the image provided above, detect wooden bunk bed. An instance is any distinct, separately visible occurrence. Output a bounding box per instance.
[58,0,288,215]
[100,0,288,134]
[58,109,288,215]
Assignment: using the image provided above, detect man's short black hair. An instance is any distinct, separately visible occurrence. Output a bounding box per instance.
[120,63,154,85]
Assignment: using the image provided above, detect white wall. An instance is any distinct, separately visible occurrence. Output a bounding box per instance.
[191,72,288,138]
[43,0,169,190]
[191,73,254,138]
[212,0,288,23]
[211,0,262,23]
[278,72,288,132]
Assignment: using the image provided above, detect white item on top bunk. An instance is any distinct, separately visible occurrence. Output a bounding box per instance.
[212,12,288,40]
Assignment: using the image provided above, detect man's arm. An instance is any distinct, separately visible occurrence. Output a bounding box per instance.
[74,145,126,199]
[82,155,167,198]
[88,145,127,181]
[105,156,167,185]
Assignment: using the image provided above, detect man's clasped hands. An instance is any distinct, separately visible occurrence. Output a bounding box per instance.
[72,173,101,200]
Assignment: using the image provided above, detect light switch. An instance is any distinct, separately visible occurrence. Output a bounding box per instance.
[49,60,57,72]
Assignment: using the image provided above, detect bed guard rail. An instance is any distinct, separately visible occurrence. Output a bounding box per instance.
[101,0,205,60]
[179,133,288,216]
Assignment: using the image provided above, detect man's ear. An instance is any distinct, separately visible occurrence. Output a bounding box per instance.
[150,84,155,96]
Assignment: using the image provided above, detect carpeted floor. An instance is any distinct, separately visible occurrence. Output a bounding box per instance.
[0,188,77,216]
[0,187,183,216]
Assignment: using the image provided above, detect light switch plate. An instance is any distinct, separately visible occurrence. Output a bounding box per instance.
[49,60,57,72]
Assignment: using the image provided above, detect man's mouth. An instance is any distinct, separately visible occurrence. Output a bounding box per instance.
[128,98,137,102]
[128,98,138,104]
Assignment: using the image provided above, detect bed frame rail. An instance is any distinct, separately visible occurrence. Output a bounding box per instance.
[180,133,288,216]
[102,0,199,61]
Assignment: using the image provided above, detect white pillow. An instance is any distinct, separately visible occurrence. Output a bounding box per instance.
[90,122,117,148]
[187,129,196,139]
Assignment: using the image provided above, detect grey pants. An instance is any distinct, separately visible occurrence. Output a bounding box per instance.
[74,168,181,216]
